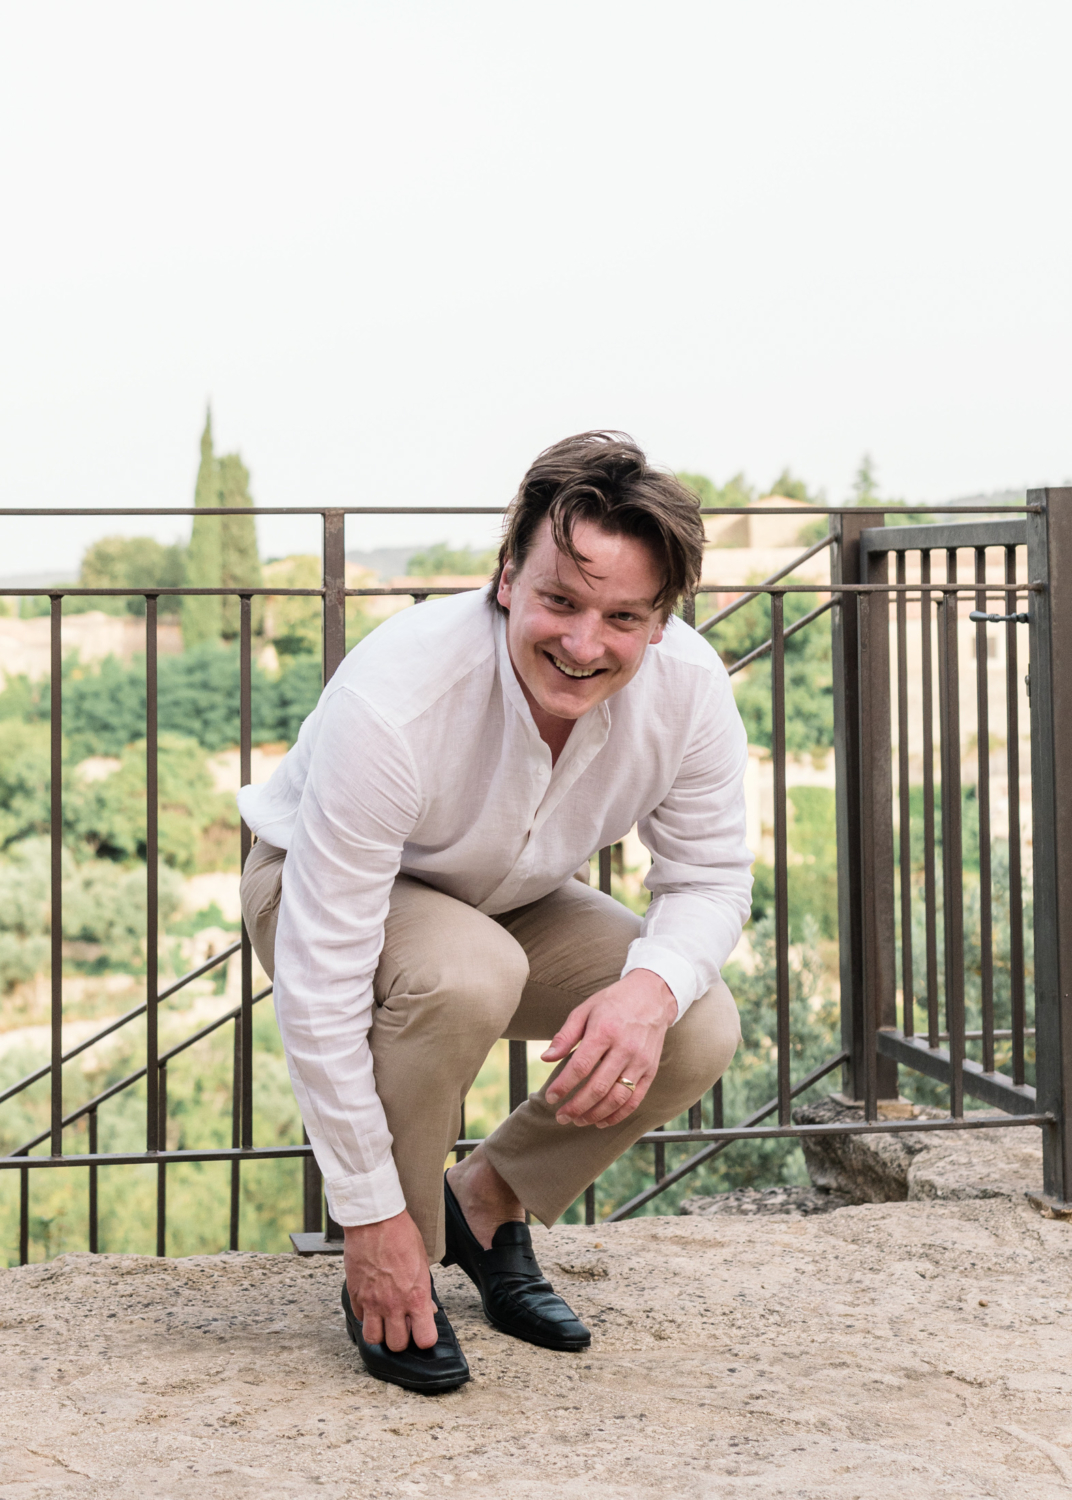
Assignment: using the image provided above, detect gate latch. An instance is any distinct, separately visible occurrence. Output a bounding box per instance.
[969,610,1029,624]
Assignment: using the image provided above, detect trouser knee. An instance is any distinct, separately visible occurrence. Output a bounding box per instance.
[649,979,741,1110]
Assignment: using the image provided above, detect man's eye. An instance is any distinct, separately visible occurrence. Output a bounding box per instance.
[545,595,572,608]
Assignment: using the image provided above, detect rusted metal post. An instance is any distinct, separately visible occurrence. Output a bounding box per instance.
[50,597,63,1157]
[857,550,898,1115]
[1027,487,1072,1203]
[831,510,896,1103]
[322,510,347,684]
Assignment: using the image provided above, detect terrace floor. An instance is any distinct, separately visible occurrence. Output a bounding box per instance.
[3,1194,1072,1498]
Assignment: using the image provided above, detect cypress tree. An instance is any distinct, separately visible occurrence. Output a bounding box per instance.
[182,409,223,646]
[218,451,262,638]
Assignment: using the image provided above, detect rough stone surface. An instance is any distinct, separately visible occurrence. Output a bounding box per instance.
[680,1186,852,1219]
[5,1201,1072,1497]
[789,1095,1044,1207]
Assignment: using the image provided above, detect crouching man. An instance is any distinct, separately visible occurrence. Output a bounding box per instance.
[238,431,751,1393]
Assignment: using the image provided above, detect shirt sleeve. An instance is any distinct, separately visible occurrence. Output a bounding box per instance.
[621,674,753,1020]
[271,686,421,1226]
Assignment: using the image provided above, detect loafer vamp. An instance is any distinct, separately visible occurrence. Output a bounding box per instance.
[443,1175,591,1351]
[484,1273,591,1349]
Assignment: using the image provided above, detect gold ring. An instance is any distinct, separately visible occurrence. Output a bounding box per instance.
[617,1076,637,1091]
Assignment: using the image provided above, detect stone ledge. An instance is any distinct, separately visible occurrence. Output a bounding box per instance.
[4,1200,1072,1497]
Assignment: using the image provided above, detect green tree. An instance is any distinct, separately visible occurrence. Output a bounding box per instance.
[850,453,879,505]
[406,542,498,577]
[768,468,819,504]
[677,472,755,508]
[218,452,262,638]
[71,536,186,618]
[183,409,224,646]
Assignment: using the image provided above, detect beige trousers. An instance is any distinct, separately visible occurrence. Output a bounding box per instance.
[241,840,741,1262]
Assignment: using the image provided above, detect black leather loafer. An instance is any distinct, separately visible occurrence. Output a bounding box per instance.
[341,1276,470,1394]
[442,1174,591,1352]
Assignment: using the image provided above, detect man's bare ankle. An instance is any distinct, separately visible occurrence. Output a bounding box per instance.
[447,1150,524,1247]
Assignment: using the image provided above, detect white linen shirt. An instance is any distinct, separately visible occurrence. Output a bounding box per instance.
[237,587,752,1226]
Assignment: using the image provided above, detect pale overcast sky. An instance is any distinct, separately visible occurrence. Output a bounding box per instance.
[1,0,1069,574]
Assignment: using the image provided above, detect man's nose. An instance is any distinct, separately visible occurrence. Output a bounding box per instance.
[559,614,605,665]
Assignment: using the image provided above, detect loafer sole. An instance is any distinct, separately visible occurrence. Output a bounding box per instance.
[482,1311,590,1352]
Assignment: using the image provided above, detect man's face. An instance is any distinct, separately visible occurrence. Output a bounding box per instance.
[496,516,667,723]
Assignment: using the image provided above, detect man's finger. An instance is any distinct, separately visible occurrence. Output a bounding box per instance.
[545,1040,608,1106]
[409,1301,439,1350]
[361,1310,384,1345]
[554,1050,628,1122]
[575,1073,650,1126]
[592,1079,653,1127]
[541,1004,591,1064]
[383,1309,411,1352]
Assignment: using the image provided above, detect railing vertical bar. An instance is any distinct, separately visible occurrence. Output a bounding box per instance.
[508,1041,529,1113]
[145,596,159,1152]
[322,509,347,684]
[858,591,879,1122]
[711,1078,724,1129]
[19,1166,29,1265]
[770,592,792,1125]
[584,1183,596,1225]
[896,552,914,1035]
[975,549,995,1074]
[920,552,940,1048]
[156,1061,167,1257]
[1006,544,1027,1086]
[653,1125,666,1183]
[49,596,63,1156]
[302,1126,322,1236]
[682,593,696,629]
[239,595,253,1152]
[938,557,965,1117]
[88,1108,99,1254]
[688,1100,702,1130]
[230,1015,241,1251]
[598,846,612,895]
[456,1101,468,1163]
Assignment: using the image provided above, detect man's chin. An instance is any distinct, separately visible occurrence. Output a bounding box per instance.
[531,684,606,721]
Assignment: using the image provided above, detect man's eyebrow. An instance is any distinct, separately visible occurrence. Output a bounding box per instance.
[533,576,655,610]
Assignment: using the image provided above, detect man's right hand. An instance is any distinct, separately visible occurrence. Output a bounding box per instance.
[343,1209,436,1351]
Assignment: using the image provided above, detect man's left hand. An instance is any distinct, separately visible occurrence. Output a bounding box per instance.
[540,969,677,1128]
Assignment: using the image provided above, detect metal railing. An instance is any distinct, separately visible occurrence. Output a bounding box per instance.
[2,492,1068,1263]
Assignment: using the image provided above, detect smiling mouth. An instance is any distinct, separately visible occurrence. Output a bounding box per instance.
[545,651,604,680]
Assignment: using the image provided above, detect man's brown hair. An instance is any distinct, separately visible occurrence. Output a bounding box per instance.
[491,431,705,620]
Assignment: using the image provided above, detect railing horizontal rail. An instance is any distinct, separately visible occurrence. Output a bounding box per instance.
[0,583,1041,599]
[0,504,1040,517]
[2,1112,1050,1173]
[861,519,1029,553]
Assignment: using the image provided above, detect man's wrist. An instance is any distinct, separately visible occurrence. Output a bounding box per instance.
[626,967,678,1026]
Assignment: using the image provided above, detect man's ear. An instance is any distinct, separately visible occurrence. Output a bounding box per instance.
[649,618,666,646]
[496,560,515,611]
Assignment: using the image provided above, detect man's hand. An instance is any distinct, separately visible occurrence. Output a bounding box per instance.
[343,1209,436,1351]
[541,969,677,1128]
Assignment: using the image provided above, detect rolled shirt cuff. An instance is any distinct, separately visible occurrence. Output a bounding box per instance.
[621,941,704,1023]
[321,1153,408,1228]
